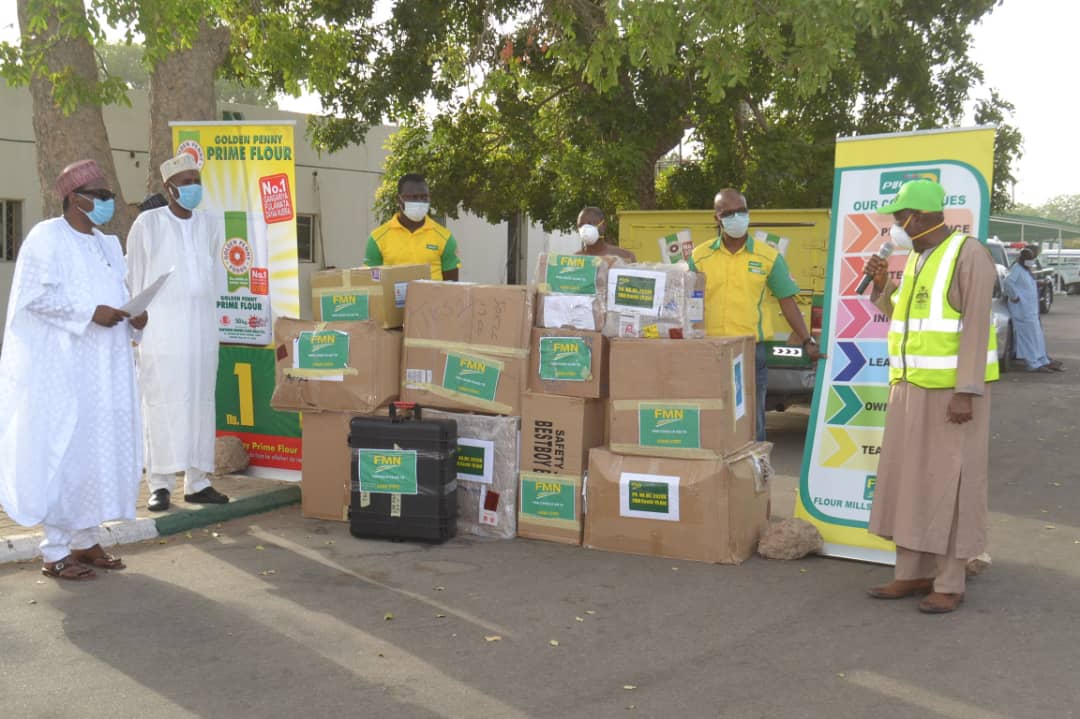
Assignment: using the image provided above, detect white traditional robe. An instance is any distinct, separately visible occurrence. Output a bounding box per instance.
[126,207,222,475]
[0,218,143,528]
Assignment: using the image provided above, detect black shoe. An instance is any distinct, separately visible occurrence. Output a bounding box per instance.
[184,486,230,504]
[148,489,171,512]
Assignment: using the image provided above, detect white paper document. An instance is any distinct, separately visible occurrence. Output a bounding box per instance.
[122,268,174,316]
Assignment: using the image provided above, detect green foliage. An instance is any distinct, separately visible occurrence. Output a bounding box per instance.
[1016,195,1080,226]
[975,90,1023,213]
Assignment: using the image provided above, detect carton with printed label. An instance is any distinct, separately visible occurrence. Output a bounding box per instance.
[311,264,430,328]
[583,444,772,564]
[270,318,402,413]
[601,263,706,339]
[535,252,618,331]
[606,336,755,458]
[518,392,606,545]
[527,327,609,399]
[401,281,533,416]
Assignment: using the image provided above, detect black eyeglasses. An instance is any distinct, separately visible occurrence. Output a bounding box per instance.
[76,189,116,201]
[718,209,748,219]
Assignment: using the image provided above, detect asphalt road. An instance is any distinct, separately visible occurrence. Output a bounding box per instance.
[1,299,1078,719]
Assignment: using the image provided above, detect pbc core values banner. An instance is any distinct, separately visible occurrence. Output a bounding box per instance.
[171,121,302,476]
[797,126,995,563]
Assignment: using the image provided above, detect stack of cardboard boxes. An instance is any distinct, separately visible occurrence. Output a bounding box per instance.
[272,264,429,521]
[518,253,613,545]
[584,336,774,564]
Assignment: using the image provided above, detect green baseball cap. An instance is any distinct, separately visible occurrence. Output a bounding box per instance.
[880,179,946,214]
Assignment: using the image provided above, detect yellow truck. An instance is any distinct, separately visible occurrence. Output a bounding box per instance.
[617,209,830,410]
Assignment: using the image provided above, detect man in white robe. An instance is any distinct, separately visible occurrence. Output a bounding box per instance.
[127,153,228,511]
[0,159,146,580]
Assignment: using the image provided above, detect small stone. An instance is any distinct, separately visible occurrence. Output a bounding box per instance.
[214,435,250,475]
[757,518,824,560]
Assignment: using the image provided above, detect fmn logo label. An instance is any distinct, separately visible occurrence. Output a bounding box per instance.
[879,169,941,194]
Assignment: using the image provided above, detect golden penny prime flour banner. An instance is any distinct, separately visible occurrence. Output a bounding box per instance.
[798,126,995,563]
[171,121,302,476]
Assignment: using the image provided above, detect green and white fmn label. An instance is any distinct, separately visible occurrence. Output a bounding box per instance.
[546,254,598,294]
[320,292,370,321]
[539,337,592,381]
[638,404,701,449]
[520,475,576,521]
[357,449,418,494]
[443,352,501,401]
[297,330,350,370]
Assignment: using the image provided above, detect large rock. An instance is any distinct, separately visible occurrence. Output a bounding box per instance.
[214,436,250,475]
[757,518,824,560]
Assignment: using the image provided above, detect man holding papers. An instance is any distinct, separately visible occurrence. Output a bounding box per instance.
[0,159,145,579]
[127,153,229,511]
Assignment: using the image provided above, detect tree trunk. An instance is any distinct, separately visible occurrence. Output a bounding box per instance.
[147,21,231,195]
[17,0,137,238]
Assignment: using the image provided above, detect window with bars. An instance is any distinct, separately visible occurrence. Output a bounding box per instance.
[1,200,22,262]
[296,213,317,263]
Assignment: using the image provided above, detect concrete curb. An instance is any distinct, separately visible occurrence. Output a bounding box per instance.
[153,484,301,537]
[0,485,300,565]
[1,517,160,565]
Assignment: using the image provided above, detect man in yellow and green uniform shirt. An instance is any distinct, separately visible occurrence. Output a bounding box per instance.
[365,173,461,281]
[863,179,998,615]
[688,188,821,441]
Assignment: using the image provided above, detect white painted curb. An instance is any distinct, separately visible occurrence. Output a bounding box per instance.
[0,517,159,565]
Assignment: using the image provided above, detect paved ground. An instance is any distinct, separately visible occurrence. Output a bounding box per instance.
[0,299,1077,718]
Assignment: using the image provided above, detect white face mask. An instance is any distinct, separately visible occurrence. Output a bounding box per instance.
[578,223,601,246]
[889,223,914,251]
[720,211,750,238]
[402,201,429,222]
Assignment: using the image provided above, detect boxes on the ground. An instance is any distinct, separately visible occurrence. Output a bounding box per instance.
[270,318,402,413]
[401,281,533,415]
[311,264,430,328]
[518,392,606,545]
[527,327,609,398]
[426,409,520,540]
[535,252,617,331]
[606,336,754,458]
[583,443,773,564]
[300,411,353,521]
[602,262,706,339]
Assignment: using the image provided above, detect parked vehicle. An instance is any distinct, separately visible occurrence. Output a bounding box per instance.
[1040,248,1080,295]
[617,209,828,410]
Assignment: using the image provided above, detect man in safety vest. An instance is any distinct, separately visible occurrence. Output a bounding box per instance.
[365,173,461,281]
[864,179,998,614]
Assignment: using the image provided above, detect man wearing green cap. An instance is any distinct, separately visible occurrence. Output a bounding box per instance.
[862,178,998,614]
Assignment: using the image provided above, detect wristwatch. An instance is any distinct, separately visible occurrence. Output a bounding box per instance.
[801,337,818,348]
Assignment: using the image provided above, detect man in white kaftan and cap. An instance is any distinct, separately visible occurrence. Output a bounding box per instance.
[0,159,147,580]
[127,153,229,511]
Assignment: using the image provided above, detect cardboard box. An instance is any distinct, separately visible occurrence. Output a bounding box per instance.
[583,445,772,564]
[270,318,402,413]
[300,411,353,521]
[527,327,609,399]
[602,264,706,339]
[518,392,606,545]
[311,264,430,328]
[606,336,754,458]
[534,252,619,331]
[425,409,520,539]
[401,281,533,416]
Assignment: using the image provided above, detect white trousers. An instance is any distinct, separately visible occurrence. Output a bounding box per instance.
[41,525,99,564]
[148,468,211,496]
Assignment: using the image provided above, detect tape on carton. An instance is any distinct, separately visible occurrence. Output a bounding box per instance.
[407,382,515,415]
[610,398,726,459]
[610,399,725,411]
[311,285,385,298]
[519,471,581,530]
[282,367,360,379]
[404,337,530,359]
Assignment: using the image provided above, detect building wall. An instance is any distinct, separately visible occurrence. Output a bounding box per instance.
[0,82,568,340]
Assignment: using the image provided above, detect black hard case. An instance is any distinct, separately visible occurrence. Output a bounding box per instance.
[348,404,458,542]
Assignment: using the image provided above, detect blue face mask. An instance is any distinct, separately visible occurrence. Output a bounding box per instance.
[79,195,115,226]
[720,210,750,238]
[171,182,203,211]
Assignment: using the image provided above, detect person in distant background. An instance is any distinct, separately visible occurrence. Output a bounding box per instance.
[365,173,460,280]
[1004,246,1064,373]
[575,206,635,262]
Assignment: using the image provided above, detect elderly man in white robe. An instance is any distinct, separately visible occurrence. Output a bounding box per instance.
[127,153,229,511]
[0,159,146,580]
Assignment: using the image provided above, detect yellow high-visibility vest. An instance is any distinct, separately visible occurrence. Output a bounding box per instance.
[887,232,999,388]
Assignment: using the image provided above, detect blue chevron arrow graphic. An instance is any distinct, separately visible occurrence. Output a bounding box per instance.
[834,342,866,382]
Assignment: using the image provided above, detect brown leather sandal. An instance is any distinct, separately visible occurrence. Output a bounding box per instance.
[70,544,125,570]
[42,557,97,581]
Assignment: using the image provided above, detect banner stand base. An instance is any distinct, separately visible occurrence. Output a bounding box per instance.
[821,543,896,566]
